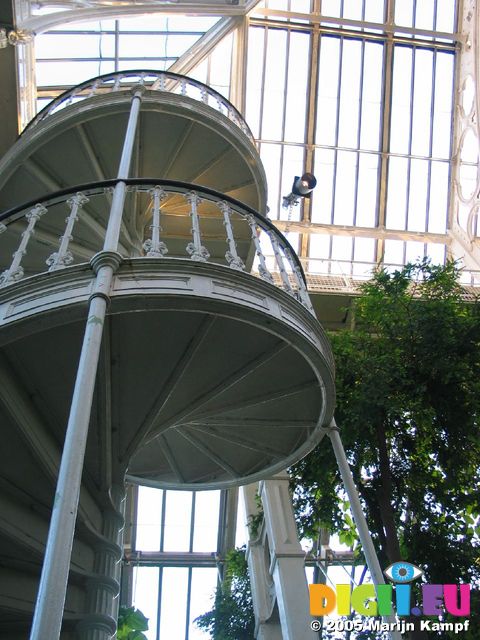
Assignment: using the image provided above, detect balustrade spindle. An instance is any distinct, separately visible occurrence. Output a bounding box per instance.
[143,187,168,257]
[0,203,47,286]
[46,193,89,271]
[87,79,100,99]
[268,231,294,295]
[180,78,187,96]
[201,87,208,104]
[0,223,6,234]
[219,201,245,271]
[283,247,313,310]
[185,192,210,262]
[245,215,274,284]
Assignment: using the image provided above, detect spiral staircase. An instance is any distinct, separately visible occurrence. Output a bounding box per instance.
[0,71,335,639]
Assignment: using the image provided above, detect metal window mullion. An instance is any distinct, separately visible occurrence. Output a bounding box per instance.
[446,40,461,234]
[185,567,193,640]
[374,0,394,265]
[114,20,119,72]
[277,29,291,220]
[157,489,166,639]
[160,490,167,552]
[156,566,163,640]
[258,26,269,141]
[189,493,196,553]
[425,48,438,236]
[350,235,355,275]
[331,35,344,231]
[301,10,320,260]
[404,45,416,236]
[278,143,286,221]
[352,39,366,228]
[281,28,291,145]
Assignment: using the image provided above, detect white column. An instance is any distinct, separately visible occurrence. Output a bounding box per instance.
[77,486,126,640]
[260,473,317,640]
[242,485,282,640]
[29,88,143,640]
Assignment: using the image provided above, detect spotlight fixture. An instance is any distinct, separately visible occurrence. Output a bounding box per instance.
[282,172,317,208]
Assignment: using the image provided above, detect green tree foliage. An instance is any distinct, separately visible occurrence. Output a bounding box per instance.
[117,606,149,640]
[195,546,255,639]
[291,260,480,637]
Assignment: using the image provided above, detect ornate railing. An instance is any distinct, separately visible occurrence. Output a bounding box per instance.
[25,71,255,144]
[0,180,313,312]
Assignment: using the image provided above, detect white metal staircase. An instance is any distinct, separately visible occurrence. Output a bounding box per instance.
[0,71,335,639]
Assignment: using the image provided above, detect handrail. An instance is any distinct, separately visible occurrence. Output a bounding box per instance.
[0,179,312,312]
[24,70,255,144]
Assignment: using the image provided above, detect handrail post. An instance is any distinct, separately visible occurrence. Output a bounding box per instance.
[0,203,47,286]
[219,201,245,271]
[29,87,144,640]
[47,192,89,271]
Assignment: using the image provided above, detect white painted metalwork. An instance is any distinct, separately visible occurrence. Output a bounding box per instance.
[144,186,168,257]
[47,192,89,271]
[219,200,245,271]
[29,87,143,640]
[246,214,274,284]
[0,203,47,286]
[185,191,210,262]
[259,473,318,640]
[26,70,255,144]
[0,181,312,313]
[268,230,294,296]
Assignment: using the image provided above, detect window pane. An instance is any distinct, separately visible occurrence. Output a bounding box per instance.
[391,47,413,155]
[159,568,189,638]
[338,39,362,148]
[163,491,193,552]
[311,148,335,223]
[411,49,434,157]
[260,143,282,218]
[132,567,159,640]
[193,491,221,552]
[262,29,288,140]
[356,153,379,227]
[432,52,454,158]
[316,36,341,146]
[189,568,219,640]
[136,487,163,551]
[386,156,409,230]
[407,158,429,232]
[333,150,357,225]
[245,27,265,139]
[428,161,450,233]
[284,32,310,142]
[360,42,383,151]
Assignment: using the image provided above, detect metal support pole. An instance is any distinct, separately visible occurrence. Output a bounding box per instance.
[29,88,143,640]
[327,419,402,640]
